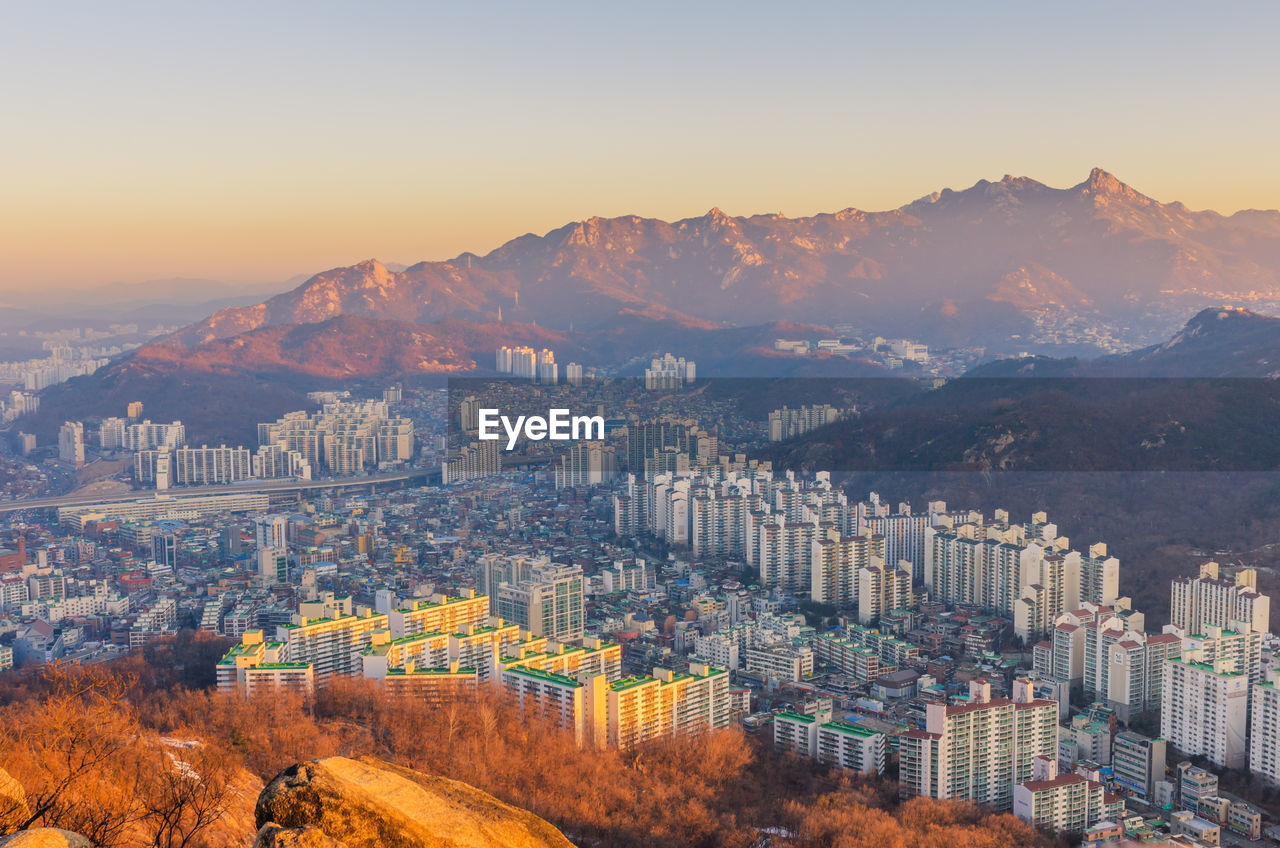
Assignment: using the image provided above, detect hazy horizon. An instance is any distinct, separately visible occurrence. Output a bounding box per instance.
[3,0,1279,292]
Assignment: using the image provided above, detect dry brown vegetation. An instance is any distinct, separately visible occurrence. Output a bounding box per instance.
[0,636,1063,848]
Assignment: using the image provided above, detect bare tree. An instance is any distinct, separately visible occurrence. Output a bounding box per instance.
[137,741,237,848]
[0,664,144,845]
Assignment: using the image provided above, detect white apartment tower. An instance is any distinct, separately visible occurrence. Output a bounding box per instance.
[1250,670,1280,786]
[1161,637,1250,770]
[1171,562,1270,636]
[899,678,1058,811]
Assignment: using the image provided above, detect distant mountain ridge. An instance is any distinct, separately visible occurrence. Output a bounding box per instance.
[166,168,1280,351]
[971,306,1280,378]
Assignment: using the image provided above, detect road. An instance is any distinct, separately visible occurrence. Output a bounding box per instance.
[0,468,441,514]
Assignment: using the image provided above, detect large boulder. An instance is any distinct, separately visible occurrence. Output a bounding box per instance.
[255,757,574,848]
[253,823,347,848]
[0,768,28,834]
[0,829,93,848]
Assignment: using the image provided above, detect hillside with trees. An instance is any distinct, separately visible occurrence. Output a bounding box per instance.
[0,638,1064,848]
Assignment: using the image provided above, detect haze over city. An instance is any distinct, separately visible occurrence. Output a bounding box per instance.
[3,0,1280,290]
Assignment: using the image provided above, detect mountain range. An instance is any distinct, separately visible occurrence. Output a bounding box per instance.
[157,168,1280,360]
[23,171,1280,447]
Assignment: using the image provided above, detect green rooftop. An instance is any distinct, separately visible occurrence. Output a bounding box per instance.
[775,711,816,724]
[505,665,581,688]
[610,676,656,692]
[820,721,881,739]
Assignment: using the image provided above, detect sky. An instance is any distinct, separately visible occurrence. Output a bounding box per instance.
[2,0,1279,291]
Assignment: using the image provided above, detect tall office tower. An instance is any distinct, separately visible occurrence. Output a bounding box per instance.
[1112,731,1168,804]
[127,401,145,419]
[690,484,748,558]
[495,346,514,373]
[565,362,584,386]
[1251,670,1280,786]
[99,417,126,450]
[554,442,616,489]
[475,552,550,601]
[1161,639,1250,770]
[58,421,84,467]
[899,678,1058,811]
[496,562,584,641]
[856,557,913,625]
[1171,562,1270,635]
[257,547,289,586]
[151,530,177,570]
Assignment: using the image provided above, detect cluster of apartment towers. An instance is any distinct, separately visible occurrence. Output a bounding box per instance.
[616,468,1118,641]
[617,467,1279,809]
[219,464,1278,829]
[127,392,413,488]
[217,561,734,752]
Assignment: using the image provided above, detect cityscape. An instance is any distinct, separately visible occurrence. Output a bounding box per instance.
[1,365,1279,846]
[6,3,1280,848]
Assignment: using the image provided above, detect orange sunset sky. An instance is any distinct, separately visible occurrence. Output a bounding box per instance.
[2,1,1278,291]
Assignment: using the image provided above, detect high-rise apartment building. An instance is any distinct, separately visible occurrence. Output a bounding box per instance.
[1161,643,1250,770]
[1250,669,1280,786]
[554,442,616,489]
[1035,603,1180,721]
[1013,756,1124,834]
[900,678,1058,810]
[442,439,502,484]
[766,404,843,442]
[172,445,252,485]
[926,513,1120,641]
[1112,730,1167,803]
[495,563,584,641]
[774,706,888,776]
[644,353,695,389]
[1171,562,1270,636]
[58,421,84,467]
[216,630,315,696]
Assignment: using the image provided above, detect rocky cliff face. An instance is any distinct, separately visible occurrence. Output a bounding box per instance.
[253,757,576,848]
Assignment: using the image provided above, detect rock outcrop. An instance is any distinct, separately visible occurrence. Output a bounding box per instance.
[0,829,93,848]
[254,757,574,848]
[253,823,348,848]
[0,768,28,834]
